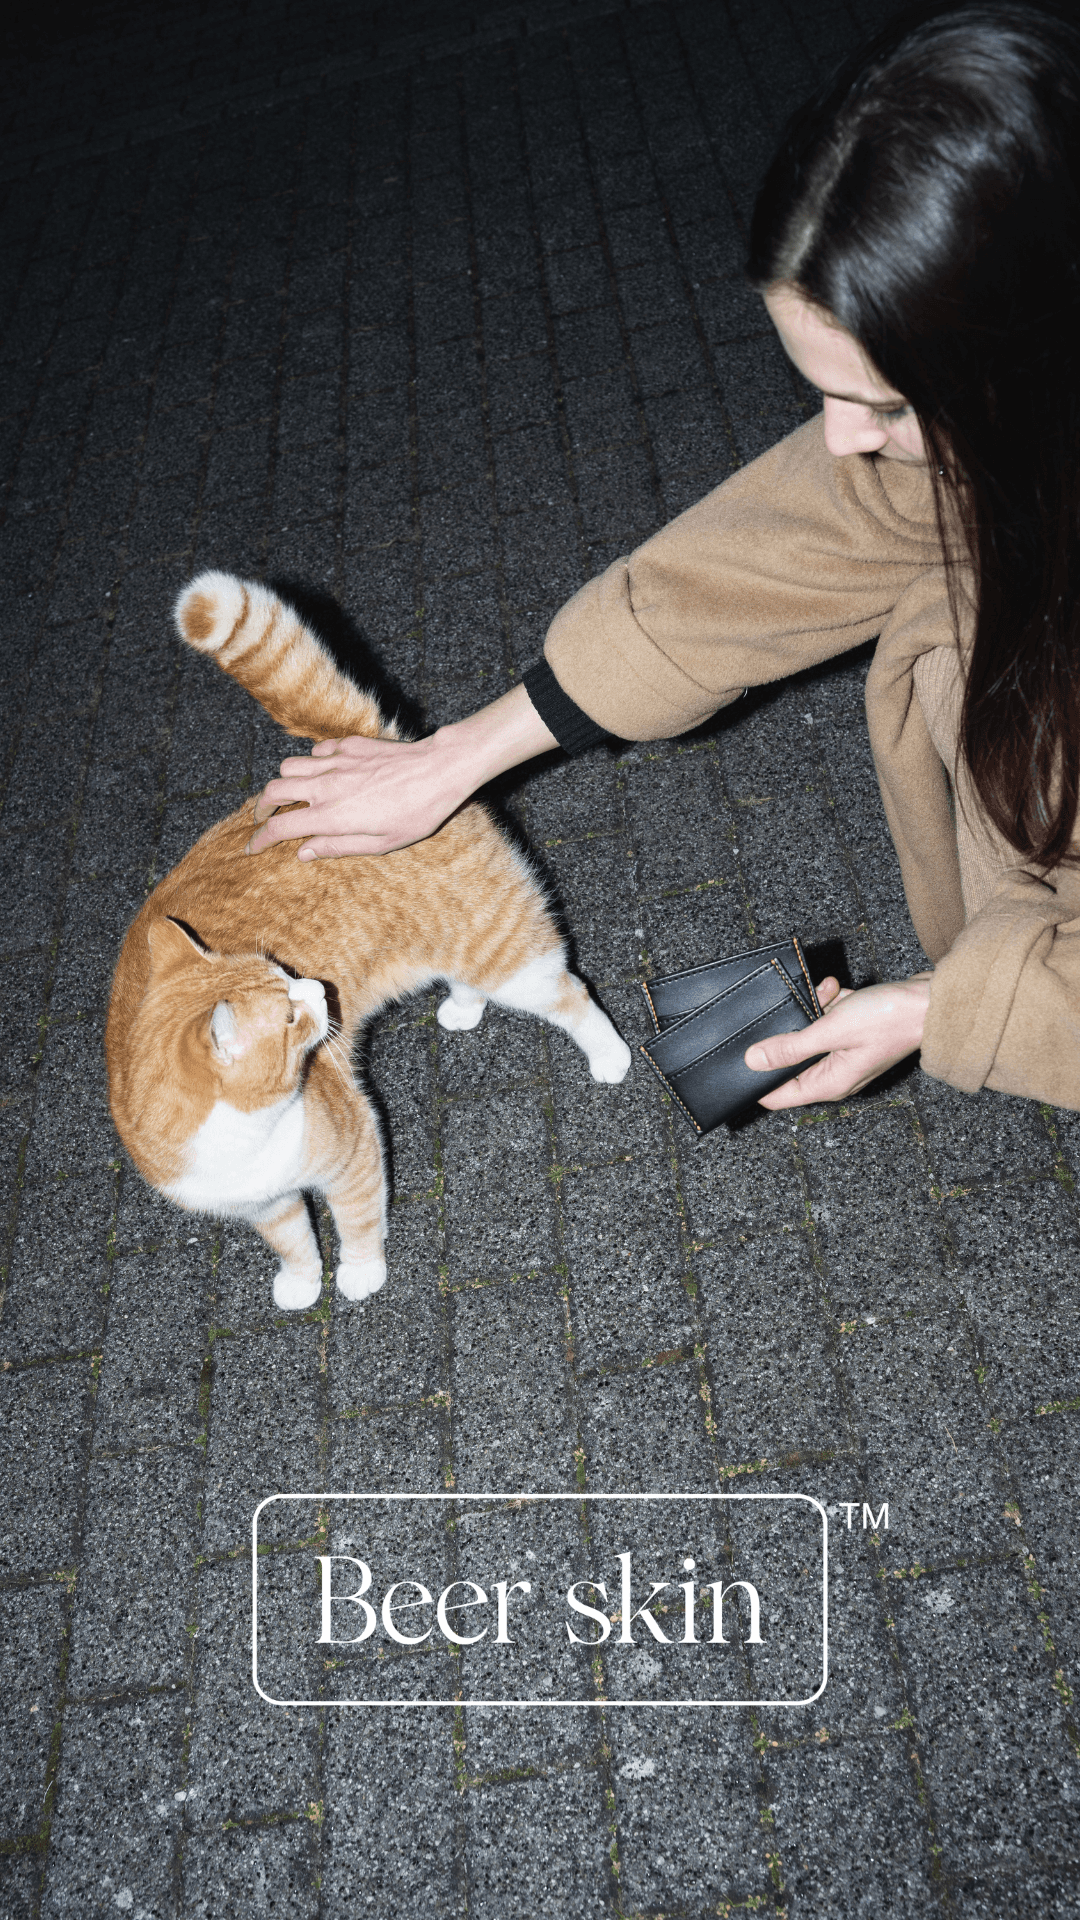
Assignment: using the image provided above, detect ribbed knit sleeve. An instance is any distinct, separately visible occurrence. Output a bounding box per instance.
[521,657,612,755]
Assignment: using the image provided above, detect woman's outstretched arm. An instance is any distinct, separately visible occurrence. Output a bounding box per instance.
[245,683,558,859]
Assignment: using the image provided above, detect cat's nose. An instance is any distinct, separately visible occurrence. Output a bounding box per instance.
[287,977,327,1029]
[287,976,324,1005]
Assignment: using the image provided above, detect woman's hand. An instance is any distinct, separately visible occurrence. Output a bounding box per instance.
[744,974,932,1108]
[246,683,558,859]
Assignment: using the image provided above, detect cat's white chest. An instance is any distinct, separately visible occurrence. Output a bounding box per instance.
[165,1095,307,1216]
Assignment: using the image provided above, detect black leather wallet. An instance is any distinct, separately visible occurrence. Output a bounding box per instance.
[639,936,824,1135]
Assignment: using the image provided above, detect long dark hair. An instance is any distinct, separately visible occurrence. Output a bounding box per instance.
[748,1,1080,870]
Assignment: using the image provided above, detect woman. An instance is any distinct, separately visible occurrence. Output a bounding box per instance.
[247,0,1080,1112]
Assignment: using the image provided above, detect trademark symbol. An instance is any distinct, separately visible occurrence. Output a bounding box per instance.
[828,1502,889,1532]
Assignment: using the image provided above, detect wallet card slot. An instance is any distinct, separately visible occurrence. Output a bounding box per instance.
[641,965,802,1076]
[640,1000,825,1135]
[643,935,820,1031]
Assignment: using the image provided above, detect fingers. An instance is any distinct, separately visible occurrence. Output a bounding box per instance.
[815,975,842,1008]
[745,1021,830,1073]
[756,1060,837,1110]
[245,808,318,855]
[245,808,392,859]
[296,835,385,860]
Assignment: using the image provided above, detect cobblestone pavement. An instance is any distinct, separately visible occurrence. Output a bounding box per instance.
[3,1,1080,1915]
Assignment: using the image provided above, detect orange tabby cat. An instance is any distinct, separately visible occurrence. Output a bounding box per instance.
[105,573,631,1310]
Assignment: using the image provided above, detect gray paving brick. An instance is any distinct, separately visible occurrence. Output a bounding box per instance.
[695,1234,849,1463]
[548,985,667,1164]
[94,1246,208,1456]
[441,1090,558,1278]
[452,1274,572,1491]
[330,1201,445,1407]
[0,827,69,949]
[180,1824,318,1919]
[0,1586,67,1832]
[187,1554,321,1826]
[68,1449,199,1696]
[454,1498,596,1763]
[766,1734,935,1914]
[1004,1410,1080,1685]
[466,1772,610,1918]
[947,1183,1080,1420]
[41,1694,185,1920]
[611,1711,765,1910]
[677,1104,806,1235]
[2,1169,109,1362]
[951,1867,1080,1918]
[801,1101,949,1319]
[0,952,49,1096]
[329,1402,444,1494]
[639,851,749,973]
[434,997,545,1103]
[321,1700,458,1914]
[624,741,729,895]
[843,1312,1018,1569]
[0,1854,41,1919]
[543,828,641,982]
[202,1325,321,1552]
[50,874,149,1018]
[757,1461,905,1742]
[0,1359,88,1579]
[580,1361,713,1490]
[562,1157,691,1372]
[896,1562,1080,1874]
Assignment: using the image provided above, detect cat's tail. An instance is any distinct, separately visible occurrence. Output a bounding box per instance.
[174,572,395,742]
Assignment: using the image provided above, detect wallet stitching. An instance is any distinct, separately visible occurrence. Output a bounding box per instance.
[645,937,821,1025]
[643,962,780,1041]
[643,998,810,1077]
[637,1043,704,1134]
[645,941,785,988]
[789,934,822,1017]
[770,959,815,1023]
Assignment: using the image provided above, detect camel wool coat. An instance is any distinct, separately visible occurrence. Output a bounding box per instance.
[541,415,1080,1109]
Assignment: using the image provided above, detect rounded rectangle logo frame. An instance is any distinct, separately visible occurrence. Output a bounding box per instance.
[252,1491,828,1709]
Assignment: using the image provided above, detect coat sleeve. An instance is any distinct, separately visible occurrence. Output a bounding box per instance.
[921,868,1080,1108]
[542,415,943,740]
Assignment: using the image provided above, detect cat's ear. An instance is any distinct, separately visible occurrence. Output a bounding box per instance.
[147,917,213,975]
[209,1000,243,1064]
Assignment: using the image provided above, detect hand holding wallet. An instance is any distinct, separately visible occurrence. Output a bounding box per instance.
[638,935,825,1134]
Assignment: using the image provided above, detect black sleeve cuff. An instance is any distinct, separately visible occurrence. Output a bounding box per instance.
[521,658,612,757]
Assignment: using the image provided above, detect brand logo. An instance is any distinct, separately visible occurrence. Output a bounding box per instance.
[252,1493,828,1708]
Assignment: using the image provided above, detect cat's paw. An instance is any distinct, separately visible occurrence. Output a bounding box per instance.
[436,992,485,1031]
[588,1032,633,1083]
[273,1265,323,1311]
[337,1257,388,1301]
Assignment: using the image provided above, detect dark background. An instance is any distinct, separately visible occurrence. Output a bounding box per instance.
[2,2,1080,1916]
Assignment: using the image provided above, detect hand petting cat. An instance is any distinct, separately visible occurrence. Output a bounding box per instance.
[249,693,930,1111]
[247,682,555,860]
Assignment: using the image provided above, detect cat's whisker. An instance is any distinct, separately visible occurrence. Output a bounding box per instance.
[319,1031,355,1091]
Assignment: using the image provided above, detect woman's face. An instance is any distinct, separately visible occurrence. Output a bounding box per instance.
[763,283,927,465]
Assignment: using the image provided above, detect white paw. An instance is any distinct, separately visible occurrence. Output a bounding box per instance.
[273,1265,323,1311]
[436,992,485,1031]
[337,1256,388,1301]
[588,1033,633,1084]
